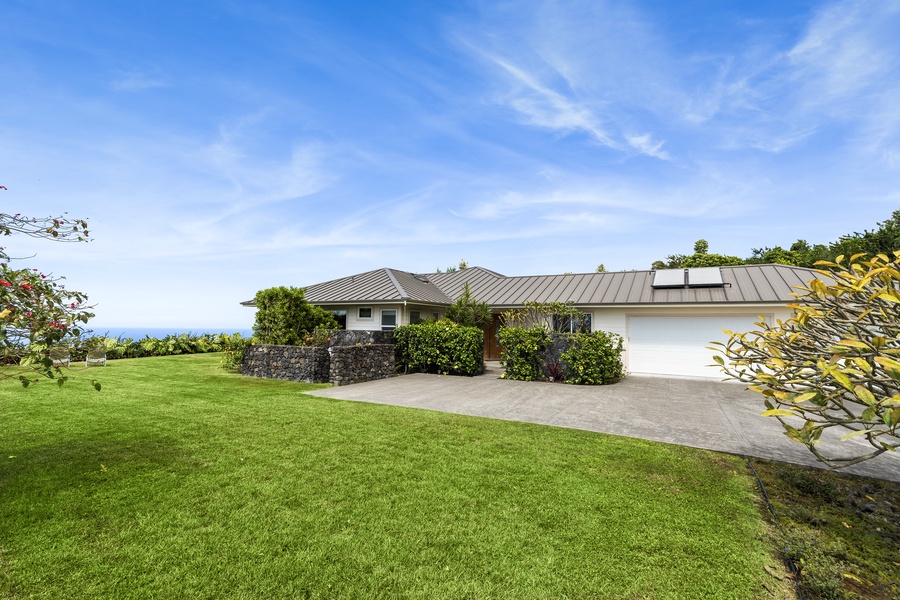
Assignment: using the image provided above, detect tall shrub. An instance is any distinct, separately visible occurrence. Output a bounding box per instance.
[444,283,492,328]
[498,327,549,381]
[394,320,483,376]
[560,331,624,385]
[252,287,337,345]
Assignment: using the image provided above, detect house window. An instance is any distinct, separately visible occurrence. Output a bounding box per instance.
[410,310,422,324]
[358,307,372,320]
[331,310,347,329]
[432,312,440,320]
[553,313,592,333]
[381,309,397,330]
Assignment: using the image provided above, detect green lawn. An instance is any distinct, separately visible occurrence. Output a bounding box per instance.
[1,354,788,599]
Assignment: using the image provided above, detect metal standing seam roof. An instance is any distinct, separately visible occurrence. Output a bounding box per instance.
[242,264,822,308]
[428,264,820,307]
[304,268,453,304]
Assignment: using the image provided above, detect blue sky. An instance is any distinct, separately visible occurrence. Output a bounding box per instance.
[2,0,899,329]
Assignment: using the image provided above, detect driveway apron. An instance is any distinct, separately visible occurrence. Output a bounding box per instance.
[307,364,900,482]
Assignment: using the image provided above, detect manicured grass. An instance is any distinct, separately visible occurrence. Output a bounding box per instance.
[1,354,788,599]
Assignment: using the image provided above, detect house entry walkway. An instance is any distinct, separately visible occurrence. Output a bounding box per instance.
[307,362,900,482]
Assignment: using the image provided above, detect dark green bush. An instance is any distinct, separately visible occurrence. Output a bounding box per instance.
[394,320,483,376]
[498,327,549,381]
[560,331,624,385]
[252,286,338,345]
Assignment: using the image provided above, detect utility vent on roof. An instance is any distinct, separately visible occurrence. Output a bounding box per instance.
[652,269,686,288]
[686,267,724,287]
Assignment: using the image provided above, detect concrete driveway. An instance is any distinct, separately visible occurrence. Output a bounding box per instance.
[308,363,900,482]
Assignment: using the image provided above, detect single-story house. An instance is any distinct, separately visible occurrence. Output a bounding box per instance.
[242,264,819,379]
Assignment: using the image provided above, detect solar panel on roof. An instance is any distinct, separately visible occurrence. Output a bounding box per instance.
[652,269,686,288]
[687,267,724,287]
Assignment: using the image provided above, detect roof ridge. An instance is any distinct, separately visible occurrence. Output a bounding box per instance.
[383,268,409,300]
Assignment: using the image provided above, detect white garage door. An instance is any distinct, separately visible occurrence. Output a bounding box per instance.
[627,316,762,378]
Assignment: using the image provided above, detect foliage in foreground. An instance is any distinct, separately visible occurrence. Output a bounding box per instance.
[393,320,483,375]
[1,198,94,388]
[715,253,900,468]
[0,354,787,599]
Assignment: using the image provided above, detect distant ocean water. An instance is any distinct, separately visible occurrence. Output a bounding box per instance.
[85,327,253,340]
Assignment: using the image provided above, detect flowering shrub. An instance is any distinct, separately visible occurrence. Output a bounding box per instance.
[1,194,96,388]
[0,265,94,388]
[393,320,483,376]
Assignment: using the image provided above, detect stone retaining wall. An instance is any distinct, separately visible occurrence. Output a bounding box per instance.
[241,338,396,386]
[329,345,395,386]
[242,345,330,383]
[327,329,394,347]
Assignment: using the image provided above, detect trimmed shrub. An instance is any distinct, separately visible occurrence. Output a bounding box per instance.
[560,331,624,385]
[252,286,338,345]
[394,320,483,376]
[499,327,549,381]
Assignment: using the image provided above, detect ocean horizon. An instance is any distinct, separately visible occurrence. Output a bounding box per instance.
[85,327,253,340]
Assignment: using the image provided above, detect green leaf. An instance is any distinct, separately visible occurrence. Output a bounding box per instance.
[885,408,900,429]
[854,385,876,406]
[795,391,820,404]
[875,356,900,382]
[840,429,873,442]
[762,409,796,418]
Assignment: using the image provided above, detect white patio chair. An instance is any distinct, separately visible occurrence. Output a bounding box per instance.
[86,347,107,367]
[49,346,70,367]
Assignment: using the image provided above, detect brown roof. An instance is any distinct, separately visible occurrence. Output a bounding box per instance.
[242,264,820,308]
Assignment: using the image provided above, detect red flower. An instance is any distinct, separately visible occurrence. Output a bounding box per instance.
[21,283,32,291]
[0,280,10,287]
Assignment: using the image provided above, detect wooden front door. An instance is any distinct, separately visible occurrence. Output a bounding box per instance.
[483,314,502,360]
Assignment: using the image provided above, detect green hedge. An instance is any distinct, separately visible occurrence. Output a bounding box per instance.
[393,320,483,376]
[560,331,624,385]
[498,327,549,381]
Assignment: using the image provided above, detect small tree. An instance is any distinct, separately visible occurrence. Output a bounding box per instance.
[444,283,492,328]
[1,189,97,388]
[714,253,900,468]
[252,287,338,345]
[596,264,607,273]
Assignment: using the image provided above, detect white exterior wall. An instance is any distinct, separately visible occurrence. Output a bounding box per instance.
[328,303,445,331]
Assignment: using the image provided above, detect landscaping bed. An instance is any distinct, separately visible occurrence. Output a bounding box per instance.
[750,458,900,600]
